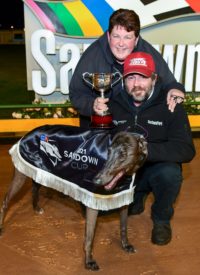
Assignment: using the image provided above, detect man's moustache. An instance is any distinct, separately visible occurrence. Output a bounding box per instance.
[131,87,144,93]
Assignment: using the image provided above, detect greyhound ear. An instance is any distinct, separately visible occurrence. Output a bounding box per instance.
[137,136,148,159]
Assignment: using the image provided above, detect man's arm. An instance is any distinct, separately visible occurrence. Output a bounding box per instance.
[147,106,195,163]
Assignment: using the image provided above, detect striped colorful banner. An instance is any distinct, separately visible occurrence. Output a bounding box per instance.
[23,0,198,37]
[24,0,114,37]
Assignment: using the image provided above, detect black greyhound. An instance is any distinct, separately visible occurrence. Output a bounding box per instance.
[0,125,147,271]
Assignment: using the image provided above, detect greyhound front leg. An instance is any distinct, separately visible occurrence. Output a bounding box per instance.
[0,168,26,235]
[120,205,136,253]
[32,180,44,214]
[84,207,99,270]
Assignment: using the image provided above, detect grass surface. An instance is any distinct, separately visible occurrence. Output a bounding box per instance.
[0,45,34,118]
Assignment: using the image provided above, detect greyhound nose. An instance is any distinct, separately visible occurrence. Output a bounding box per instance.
[93,178,102,185]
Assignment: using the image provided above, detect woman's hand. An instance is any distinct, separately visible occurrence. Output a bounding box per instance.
[167,89,185,112]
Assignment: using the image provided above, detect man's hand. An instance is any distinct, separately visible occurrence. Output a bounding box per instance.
[167,89,185,112]
[93,97,109,115]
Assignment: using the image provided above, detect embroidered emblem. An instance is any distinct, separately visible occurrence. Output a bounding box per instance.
[40,135,62,166]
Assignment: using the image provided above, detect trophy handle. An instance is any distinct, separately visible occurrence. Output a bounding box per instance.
[111,72,122,87]
[82,72,94,88]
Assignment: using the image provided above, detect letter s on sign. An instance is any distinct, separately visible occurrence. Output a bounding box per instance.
[31,30,56,95]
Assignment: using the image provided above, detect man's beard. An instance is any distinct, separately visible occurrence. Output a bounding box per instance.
[132,92,149,103]
[131,87,154,103]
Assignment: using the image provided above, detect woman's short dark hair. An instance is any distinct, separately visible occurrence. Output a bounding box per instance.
[108,9,140,37]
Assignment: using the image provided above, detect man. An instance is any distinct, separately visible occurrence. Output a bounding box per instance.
[69,9,185,127]
[108,51,195,245]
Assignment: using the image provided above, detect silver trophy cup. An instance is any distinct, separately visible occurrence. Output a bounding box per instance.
[82,72,122,128]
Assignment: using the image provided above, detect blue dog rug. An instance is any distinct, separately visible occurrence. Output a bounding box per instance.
[9,125,135,210]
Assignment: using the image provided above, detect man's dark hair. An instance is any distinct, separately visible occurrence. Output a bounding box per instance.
[108,9,140,37]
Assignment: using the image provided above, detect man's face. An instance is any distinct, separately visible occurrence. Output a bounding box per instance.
[107,26,138,63]
[125,74,156,104]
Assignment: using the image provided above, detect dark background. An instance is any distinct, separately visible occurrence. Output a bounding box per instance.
[0,0,24,29]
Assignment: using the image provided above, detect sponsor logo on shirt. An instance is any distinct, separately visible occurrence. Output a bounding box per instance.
[147,120,163,126]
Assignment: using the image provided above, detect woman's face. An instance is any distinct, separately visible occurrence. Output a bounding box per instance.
[108,25,138,63]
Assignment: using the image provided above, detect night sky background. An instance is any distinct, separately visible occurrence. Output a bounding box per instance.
[0,0,24,29]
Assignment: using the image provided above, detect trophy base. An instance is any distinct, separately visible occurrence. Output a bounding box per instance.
[90,114,115,129]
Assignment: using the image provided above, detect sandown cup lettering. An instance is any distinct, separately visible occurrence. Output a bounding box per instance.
[64,150,99,166]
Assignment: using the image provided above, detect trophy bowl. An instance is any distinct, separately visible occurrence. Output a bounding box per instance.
[82,72,122,128]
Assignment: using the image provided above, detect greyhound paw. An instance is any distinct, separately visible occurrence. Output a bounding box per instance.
[85,260,99,271]
[122,244,136,253]
[34,207,44,215]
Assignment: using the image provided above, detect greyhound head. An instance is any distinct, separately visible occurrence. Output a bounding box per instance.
[93,132,147,190]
